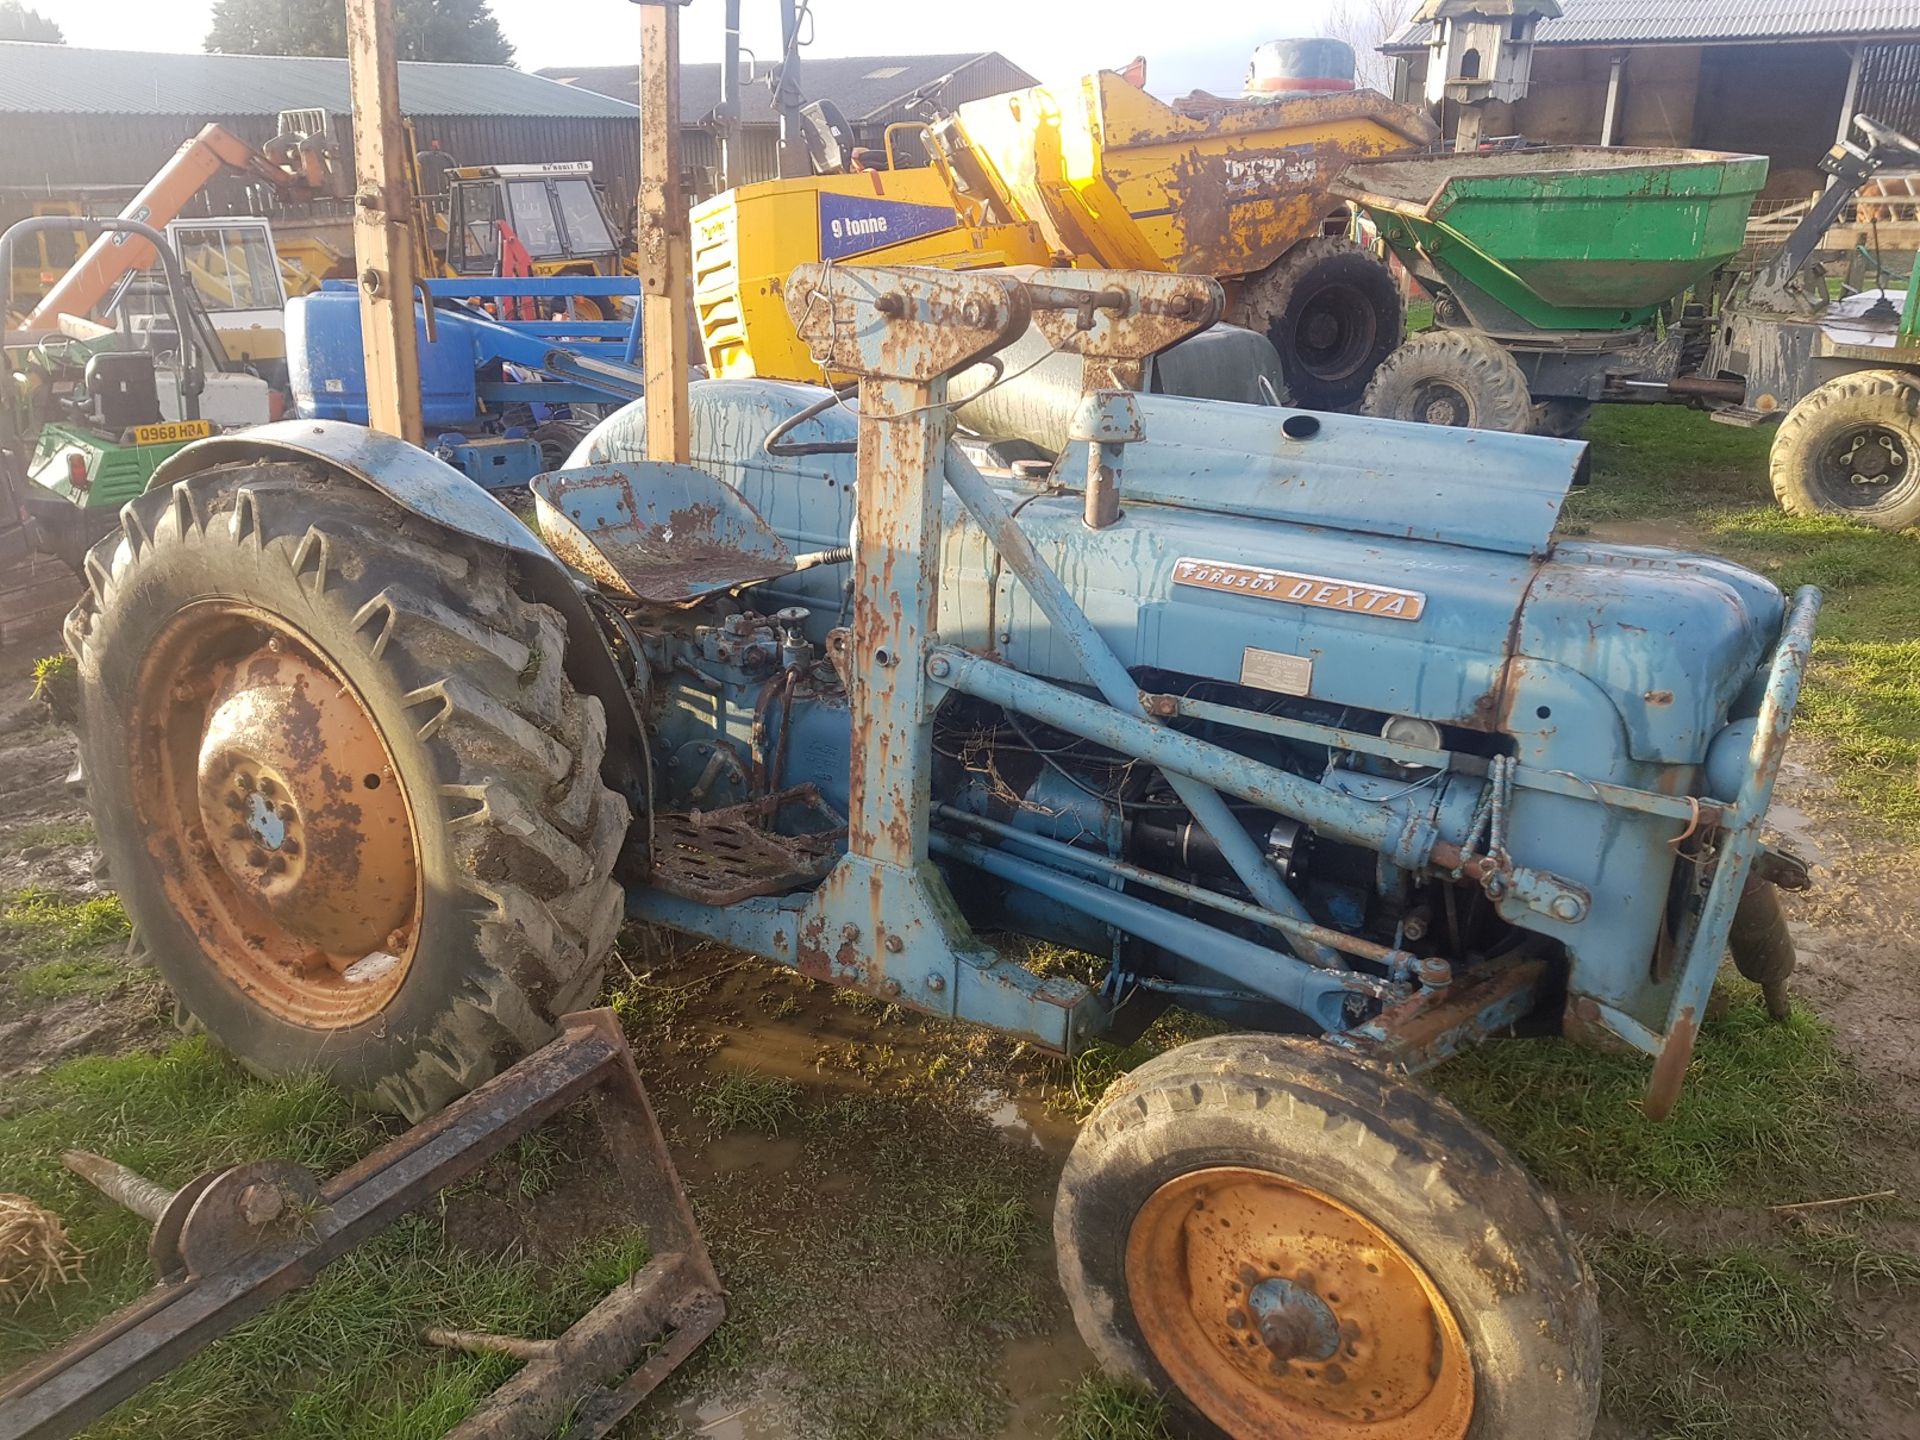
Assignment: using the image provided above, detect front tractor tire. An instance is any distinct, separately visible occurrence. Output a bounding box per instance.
[1055,1035,1600,1440]
[66,462,630,1120]
[1235,237,1403,413]
[1770,369,1920,529]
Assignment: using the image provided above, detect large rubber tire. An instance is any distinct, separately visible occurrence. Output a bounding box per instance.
[1235,237,1403,412]
[1770,369,1920,529]
[1361,330,1535,433]
[65,461,630,1119]
[1055,1034,1600,1440]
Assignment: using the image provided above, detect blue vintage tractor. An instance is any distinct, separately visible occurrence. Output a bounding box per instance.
[62,264,1815,1440]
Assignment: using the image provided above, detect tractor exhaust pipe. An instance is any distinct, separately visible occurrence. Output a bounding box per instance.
[1728,877,1796,1020]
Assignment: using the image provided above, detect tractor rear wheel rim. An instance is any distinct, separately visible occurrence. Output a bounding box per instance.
[132,603,421,1029]
[1817,423,1916,510]
[1126,1165,1473,1440]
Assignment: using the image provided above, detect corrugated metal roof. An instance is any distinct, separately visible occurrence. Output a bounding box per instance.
[1386,0,1920,50]
[0,41,641,118]
[541,52,1036,126]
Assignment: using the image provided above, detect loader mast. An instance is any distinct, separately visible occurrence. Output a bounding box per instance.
[25,124,339,330]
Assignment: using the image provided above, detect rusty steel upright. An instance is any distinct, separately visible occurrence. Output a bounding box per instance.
[343,0,424,447]
[635,0,693,465]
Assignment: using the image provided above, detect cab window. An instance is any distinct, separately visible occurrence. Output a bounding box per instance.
[449,182,502,274]
[507,180,564,258]
[555,179,615,255]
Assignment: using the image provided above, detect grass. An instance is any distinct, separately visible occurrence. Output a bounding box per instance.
[692,1071,802,1135]
[1055,1375,1171,1440]
[1569,406,1920,838]
[9,954,131,1000]
[0,886,131,957]
[1,819,95,853]
[0,1038,656,1439]
[1436,980,1875,1207]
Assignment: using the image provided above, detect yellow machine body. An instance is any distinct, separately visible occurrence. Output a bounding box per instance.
[692,167,1050,380]
[942,72,1436,281]
[690,71,1435,382]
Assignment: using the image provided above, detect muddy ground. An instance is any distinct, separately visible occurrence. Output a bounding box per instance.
[0,496,1916,1439]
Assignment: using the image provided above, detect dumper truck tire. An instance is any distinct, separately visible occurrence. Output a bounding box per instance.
[1361,330,1535,433]
[1055,1033,1600,1440]
[64,462,630,1121]
[1234,237,1403,412]
[1770,370,1920,529]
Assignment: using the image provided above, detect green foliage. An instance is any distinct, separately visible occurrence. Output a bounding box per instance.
[0,1,62,42]
[1439,983,1871,1205]
[29,652,76,721]
[204,0,514,63]
[1054,1375,1172,1440]
[692,1070,801,1135]
[1,887,131,954]
[0,1039,653,1437]
[9,954,129,1000]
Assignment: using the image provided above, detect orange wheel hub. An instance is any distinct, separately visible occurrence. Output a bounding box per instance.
[133,605,421,1029]
[1126,1166,1473,1440]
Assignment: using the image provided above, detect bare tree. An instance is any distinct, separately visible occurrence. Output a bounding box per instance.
[1326,0,1419,92]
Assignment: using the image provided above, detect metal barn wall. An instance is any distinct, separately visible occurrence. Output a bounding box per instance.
[0,111,641,230]
[1858,42,1920,134]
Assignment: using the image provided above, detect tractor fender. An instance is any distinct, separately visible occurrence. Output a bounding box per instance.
[148,420,647,801]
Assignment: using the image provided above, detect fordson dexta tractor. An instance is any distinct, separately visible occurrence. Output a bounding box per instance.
[63,263,1816,1440]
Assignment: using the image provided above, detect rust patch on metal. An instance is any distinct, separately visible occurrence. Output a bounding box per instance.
[1642,1007,1698,1121]
[648,786,843,906]
[132,606,420,1030]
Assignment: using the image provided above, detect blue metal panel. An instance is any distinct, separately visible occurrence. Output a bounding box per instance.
[1054,395,1586,558]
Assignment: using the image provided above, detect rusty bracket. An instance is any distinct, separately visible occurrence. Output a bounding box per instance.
[784,262,1030,384]
[1330,958,1549,1075]
[1014,266,1224,389]
[0,1010,721,1440]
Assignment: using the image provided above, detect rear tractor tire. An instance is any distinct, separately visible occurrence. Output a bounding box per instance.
[1235,237,1403,413]
[1361,330,1535,433]
[64,462,631,1120]
[1055,1034,1600,1440]
[1770,369,1920,529]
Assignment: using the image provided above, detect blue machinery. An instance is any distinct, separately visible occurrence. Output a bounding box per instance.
[172,262,1819,1116]
[571,262,1814,1119]
[93,259,1824,1435]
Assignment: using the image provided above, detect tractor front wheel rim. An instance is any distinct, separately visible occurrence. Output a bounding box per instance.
[133,604,421,1029]
[1126,1165,1474,1440]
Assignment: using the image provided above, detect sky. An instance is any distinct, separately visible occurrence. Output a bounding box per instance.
[22,0,1352,96]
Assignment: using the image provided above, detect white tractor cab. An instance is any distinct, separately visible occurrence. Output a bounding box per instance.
[165,216,291,370]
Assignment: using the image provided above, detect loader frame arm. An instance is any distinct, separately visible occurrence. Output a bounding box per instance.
[26,124,336,330]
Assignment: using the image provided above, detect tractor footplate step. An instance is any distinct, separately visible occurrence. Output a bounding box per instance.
[649,787,844,905]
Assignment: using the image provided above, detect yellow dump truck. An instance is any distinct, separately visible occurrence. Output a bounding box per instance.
[692,70,1436,409]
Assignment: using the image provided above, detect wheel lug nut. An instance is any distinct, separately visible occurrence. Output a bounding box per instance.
[229,823,250,840]
[281,838,301,856]
[248,848,268,868]
[267,855,288,875]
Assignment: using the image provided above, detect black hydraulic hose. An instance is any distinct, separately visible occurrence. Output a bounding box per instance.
[762,384,858,457]
[1,216,205,421]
